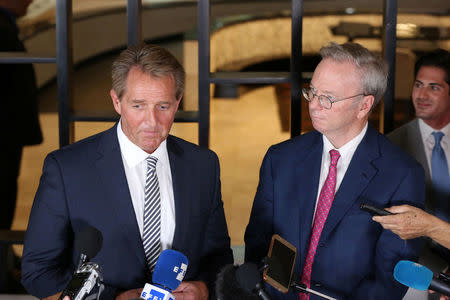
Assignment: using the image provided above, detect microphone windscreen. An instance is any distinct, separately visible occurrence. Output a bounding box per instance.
[394,260,433,291]
[74,226,103,259]
[153,249,188,291]
[235,263,262,293]
[215,265,259,300]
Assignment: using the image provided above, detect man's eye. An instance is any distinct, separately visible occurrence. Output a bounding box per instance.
[431,86,440,92]
[133,105,141,109]
[414,82,422,88]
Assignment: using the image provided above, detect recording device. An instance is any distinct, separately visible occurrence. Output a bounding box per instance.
[263,234,297,293]
[59,226,104,300]
[140,249,188,300]
[360,203,393,216]
[394,260,450,296]
[236,263,272,300]
[263,234,336,300]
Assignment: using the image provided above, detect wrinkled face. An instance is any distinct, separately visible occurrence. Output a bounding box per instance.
[412,66,450,127]
[309,58,371,142]
[1,0,33,17]
[111,67,181,154]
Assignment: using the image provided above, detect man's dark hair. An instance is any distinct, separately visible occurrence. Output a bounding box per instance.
[414,49,450,86]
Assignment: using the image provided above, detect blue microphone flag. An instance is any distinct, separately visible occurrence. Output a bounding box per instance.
[153,249,188,291]
[394,260,433,291]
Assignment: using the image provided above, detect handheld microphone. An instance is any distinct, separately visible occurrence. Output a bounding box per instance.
[215,265,260,300]
[59,226,104,300]
[394,260,450,296]
[140,249,188,300]
[235,263,272,300]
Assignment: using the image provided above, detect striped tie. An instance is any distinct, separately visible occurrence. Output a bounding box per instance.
[143,156,161,271]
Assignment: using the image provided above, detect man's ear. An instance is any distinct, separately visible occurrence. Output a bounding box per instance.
[357,95,374,119]
[110,89,121,115]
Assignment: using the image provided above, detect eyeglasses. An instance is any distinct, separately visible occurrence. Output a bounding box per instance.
[302,87,366,109]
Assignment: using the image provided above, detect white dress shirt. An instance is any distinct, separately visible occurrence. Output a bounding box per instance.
[313,123,368,218]
[117,120,176,250]
[418,119,450,176]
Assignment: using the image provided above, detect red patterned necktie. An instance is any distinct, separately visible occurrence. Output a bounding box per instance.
[299,149,341,300]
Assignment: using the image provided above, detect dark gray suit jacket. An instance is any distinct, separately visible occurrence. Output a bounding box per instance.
[388,119,448,272]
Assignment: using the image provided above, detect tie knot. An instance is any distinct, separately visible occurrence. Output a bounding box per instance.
[146,156,158,170]
[432,131,444,145]
[329,149,341,166]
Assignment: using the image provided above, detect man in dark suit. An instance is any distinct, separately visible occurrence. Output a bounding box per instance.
[377,49,449,300]
[21,44,233,300]
[245,42,425,300]
[0,0,42,292]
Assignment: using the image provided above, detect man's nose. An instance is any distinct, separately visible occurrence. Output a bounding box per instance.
[144,108,158,125]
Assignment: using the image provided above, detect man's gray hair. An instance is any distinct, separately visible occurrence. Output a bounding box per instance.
[319,42,388,109]
[111,44,185,100]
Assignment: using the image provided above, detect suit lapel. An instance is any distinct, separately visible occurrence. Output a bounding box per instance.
[320,126,379,242]
[407,120,430,182]
[94,124,146,267]
[166,136,192,250]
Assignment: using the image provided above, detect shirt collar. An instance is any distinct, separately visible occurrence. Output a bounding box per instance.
[322,122,368,156]
[418,119,450,143]
[116,119,168,168]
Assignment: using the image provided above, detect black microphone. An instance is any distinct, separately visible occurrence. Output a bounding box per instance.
[74,226,103,269]
[59,226,104,300]
[216,265,260,300]
[236,263,272,300]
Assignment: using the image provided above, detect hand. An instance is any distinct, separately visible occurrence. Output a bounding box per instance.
[173,281,209,300]
[115,288,143,300]
[372,205,435,240]
[429,290,450,300]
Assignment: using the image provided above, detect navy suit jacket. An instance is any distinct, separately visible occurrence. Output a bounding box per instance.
[245,125,425,300]
[22,124,233,299]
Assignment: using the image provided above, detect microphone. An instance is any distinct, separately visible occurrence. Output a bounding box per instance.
[235,263,272,300]
[140,249,188,300]
[215,265,260,300]
[59,226,104,300]
[394,260,450,296]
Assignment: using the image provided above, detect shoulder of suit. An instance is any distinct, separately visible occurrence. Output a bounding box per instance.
[167,135,218,159]
[387,119,418,140]
[268,130,321,155]
[377,128,423,170]
[49,126,115,158]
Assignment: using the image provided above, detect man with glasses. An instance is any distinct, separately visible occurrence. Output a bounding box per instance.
[245,42,425,300]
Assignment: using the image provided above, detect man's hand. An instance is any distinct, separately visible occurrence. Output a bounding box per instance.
[173,281,209,300]
[372,205,435,240]
[115,288,143,300]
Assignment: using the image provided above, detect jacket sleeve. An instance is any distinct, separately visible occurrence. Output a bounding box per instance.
[195,152,234,297]
[244,147,275,265]
[21,153,74,298]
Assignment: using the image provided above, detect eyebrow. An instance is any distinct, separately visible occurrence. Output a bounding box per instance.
[415,79,444,88]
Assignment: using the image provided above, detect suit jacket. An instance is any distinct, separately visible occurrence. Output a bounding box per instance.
[245,125,425,300]
[388,119,449,272]
[0,7,42,146]
[21,124,233,299]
